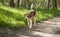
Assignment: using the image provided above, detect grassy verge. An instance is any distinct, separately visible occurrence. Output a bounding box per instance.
[0,5,60,29]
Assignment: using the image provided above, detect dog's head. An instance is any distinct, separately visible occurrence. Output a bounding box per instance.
[24,10,35,19]
[24,14,27,20]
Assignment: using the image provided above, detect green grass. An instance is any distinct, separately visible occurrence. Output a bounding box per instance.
[0,5,60,29]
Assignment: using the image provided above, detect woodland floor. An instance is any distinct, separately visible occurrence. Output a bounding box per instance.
[0,16,60,37]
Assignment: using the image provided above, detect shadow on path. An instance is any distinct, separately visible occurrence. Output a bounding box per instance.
[0,17,60,37]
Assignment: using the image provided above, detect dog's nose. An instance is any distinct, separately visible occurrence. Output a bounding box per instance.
[25,18,27,20]
[24,17,27,20]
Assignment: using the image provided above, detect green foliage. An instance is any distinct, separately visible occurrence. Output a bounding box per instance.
[36,9,60,21]
[0,5,60,29]
[0,6,27,29]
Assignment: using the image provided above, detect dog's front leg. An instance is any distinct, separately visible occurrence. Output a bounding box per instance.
[34,16,36,26]
[28,20,30,28]
[27,19,30,28]
[29,19,32,28]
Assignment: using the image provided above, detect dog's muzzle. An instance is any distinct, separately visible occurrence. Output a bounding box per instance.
[24,16,27,20]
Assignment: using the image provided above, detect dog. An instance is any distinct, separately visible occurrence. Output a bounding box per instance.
[24,3,36,28]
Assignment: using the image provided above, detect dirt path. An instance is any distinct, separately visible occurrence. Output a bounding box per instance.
[0,17,60,37]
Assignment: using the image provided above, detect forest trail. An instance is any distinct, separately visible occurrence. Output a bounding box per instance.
[0,17,60,37]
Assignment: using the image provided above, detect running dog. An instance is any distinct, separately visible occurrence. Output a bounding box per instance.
[24,3,36,28]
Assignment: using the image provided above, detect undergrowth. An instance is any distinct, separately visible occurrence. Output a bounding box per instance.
[0,5,60,29]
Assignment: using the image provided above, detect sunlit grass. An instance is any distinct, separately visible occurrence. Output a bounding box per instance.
[0,6,27,29]
[0,5,60,29]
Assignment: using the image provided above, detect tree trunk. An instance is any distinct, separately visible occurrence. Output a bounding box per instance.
[53,0,57,9]
[17,0,20,7]
[2,0,6,5]
[22,0,30,8]
[57,0,60,8]
[9,0,15,7]
[47,0,50,9]
[26,0,30,8]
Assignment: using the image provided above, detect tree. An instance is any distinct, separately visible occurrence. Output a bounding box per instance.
[9,0,15,7]
[15,0,20,7]
[22,0,30,8]
[53,0,57,9]
[47,0,50,9]
[0,0,6,5]
[26,0,30,8]
[57,0,60,8]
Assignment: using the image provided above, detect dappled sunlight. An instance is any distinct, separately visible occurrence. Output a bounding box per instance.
[32,31,54,37]
[0,5,60,28]
[0,0,60,37]
[0,6,28,15]
[0,6,27,28]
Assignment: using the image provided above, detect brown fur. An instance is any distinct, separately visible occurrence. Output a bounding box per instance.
[24,9,36,28]
[24,3,36,28]
[24,10,35,18]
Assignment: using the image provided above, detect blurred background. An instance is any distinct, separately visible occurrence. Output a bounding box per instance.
[0,0,60,29]
[0,0,60,9]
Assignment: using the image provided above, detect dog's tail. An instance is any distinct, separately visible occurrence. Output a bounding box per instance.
[31,3,34,10]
